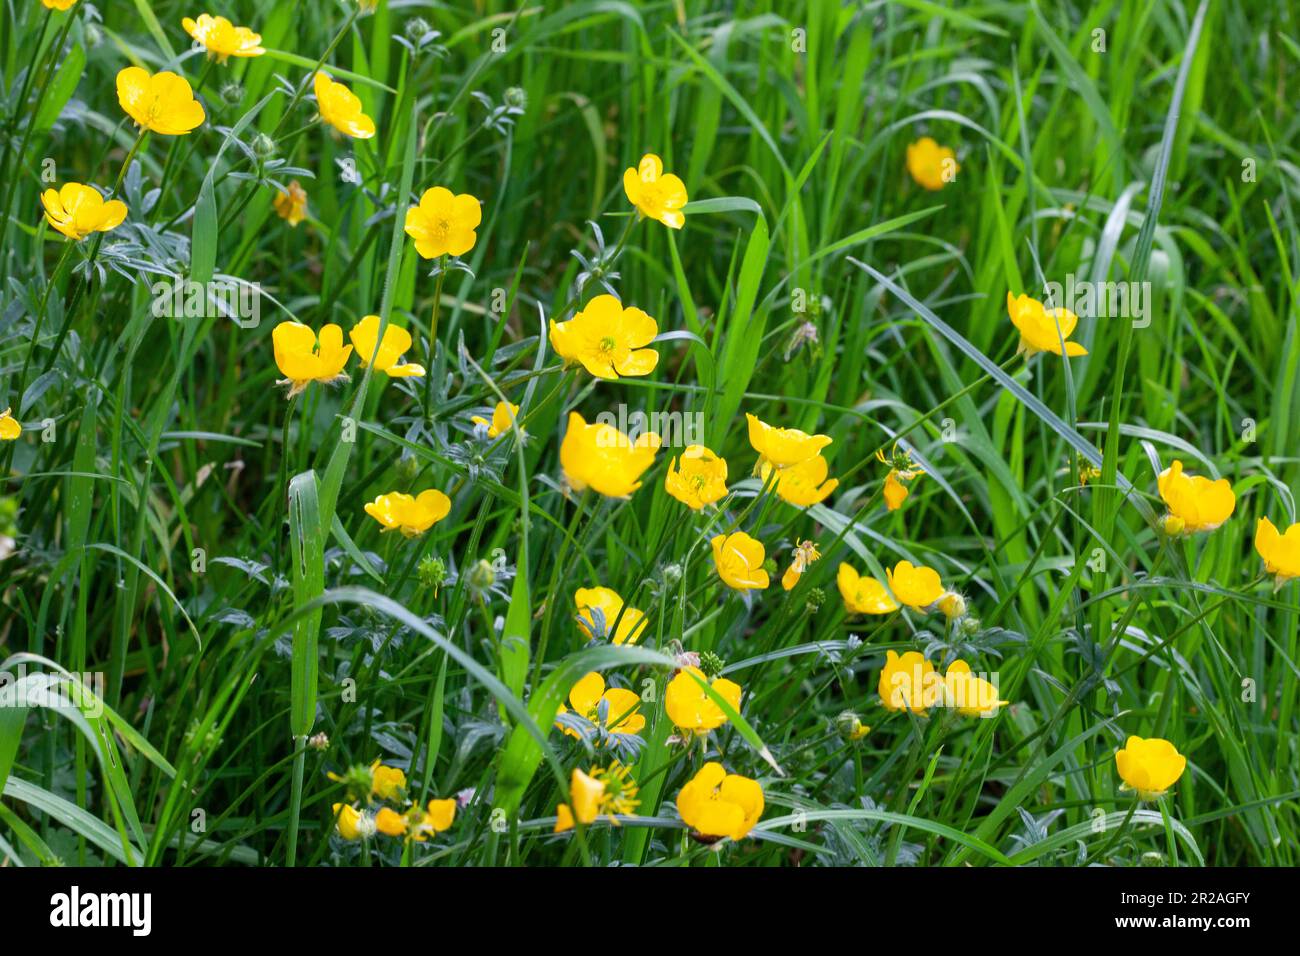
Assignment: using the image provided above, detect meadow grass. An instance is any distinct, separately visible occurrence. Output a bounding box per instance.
[0,0,1297,868]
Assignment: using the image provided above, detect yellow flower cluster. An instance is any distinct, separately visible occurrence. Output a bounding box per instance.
[329,759,457,842]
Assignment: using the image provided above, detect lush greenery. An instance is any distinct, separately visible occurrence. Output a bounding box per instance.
[1,0,1297,867]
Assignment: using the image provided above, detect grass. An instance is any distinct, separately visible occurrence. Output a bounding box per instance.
[0,0,1297,868]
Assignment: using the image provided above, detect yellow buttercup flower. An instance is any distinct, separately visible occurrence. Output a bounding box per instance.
[271,321,351,397]
[273,180,308,226]
[710,531,770,590]
[0,409,21,441]
[942,660,1008,717]
[676,762,763,841]
[374,806,407,837]
[40,183,127,241]
[877,650,937,715]
[878,447,923,511]
[745,412,832,468]
[348,314,425,378]
[554,763,639,832]
[332,803,373,840]
[936,591,967,620]
[405,186,481,258]
[905,136,959,190]
[314,71,375,139]
[42,0,79,11]
[1256,517,1300,586]
[1157,460,1235,535]
[574,586,647,645]
[418,799,456,838]
[760,454,838,507]
[559,411,660,498]
[1007,291,1087,358]
[664,444,728,509]
[782,540,820,591]
[623,153,687,229]
[837,563,899,615]
[665,666,742,735]
[886,560,944,611]
[182,14,265,62]
[374,798,456,841]
[116,67,205,135]
[555,672,645,739]
[472,401,519,438]
[1115,735,1187,801]
[368,760,406,800]
[364,489,451,538]
[549,294,658,380]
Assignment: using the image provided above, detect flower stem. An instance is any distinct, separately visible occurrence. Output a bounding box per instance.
[424,258,447,414]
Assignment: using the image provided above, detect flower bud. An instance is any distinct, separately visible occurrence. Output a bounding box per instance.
[937,591,967,620]
[252,132,278,160]
[406,17,433,41]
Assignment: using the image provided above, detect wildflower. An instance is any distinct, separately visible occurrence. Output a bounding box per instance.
[273,180,308,226]
[348,314,426,378]
[836,711,871,741]
[332,803,374,840]
[555,671,645,739]
[1115,736,1187,801]
[1157,460,1235,535]
[745,412,832,468]
[559,411,660,498]
[664,444,728,509]
[760,454,838,507]
[1077,453,1102,487]
[364,489,451,537]
[877,446,924,511]
[942,660,1007,717]
[676,762,764,841]
[782,540,820,591]
[374,799,455,840]
[0,409,19,441]
[905,137,959,191]
[554,762,639,832]
[623,153,687,229]
[368,760,406,800]
[42,1,79,12]
[116,67,205,135]
[837,563,899,615]
[472,401,520,438]
[886,559,944,611]
[665,666,742,735]
[271,321,351,397]
[182,14,265,62]
[710,531,770,590]
[313,71,375,139]
[548,294,659,380]
[878,650,937,715]
[307,732,330,751]
[417,799,456,838]
[374,807,407,837]
[40,183,127,241]
[574,586,647,645]
[1006,291,1087,357]
[404,186,480,258]
[1256,517,1300,586]
[936,591,967,620]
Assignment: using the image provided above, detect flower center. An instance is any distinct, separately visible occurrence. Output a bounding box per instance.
[598,336,616,354]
